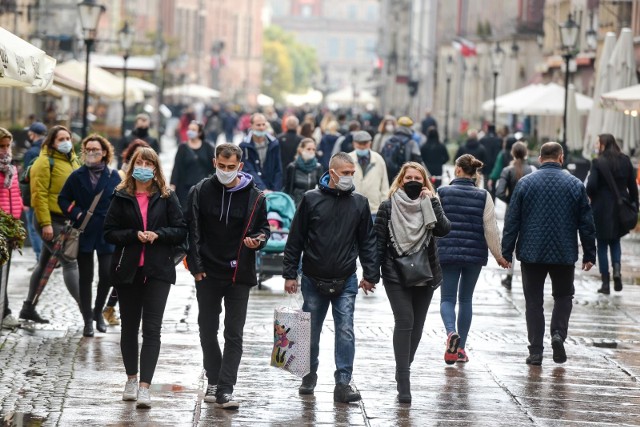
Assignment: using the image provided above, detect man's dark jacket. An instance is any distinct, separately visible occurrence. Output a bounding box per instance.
[277,130,303,169]
[240,132,283,191]
[283,172,379,283]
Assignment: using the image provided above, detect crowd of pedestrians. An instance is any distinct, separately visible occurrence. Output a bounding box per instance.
[1,103,637,412]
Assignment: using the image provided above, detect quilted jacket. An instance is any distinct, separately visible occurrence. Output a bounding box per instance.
[501,162,596,265]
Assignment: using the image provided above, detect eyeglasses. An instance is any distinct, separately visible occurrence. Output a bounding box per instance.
[84,149,103,154]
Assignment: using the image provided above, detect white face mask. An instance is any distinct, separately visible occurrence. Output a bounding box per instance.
[331,169,353,191]
[301,151,316,161]
[385,124,394,133]
[216,168,238,185]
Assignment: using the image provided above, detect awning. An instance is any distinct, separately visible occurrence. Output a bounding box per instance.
[164,84,220,100]
[0,27,56,93]
[54,60,144,102]
[482,82,593,116]
[90,53,159,72]
[601,84,640,112]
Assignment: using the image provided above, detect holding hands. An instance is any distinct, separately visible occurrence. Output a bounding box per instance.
[496,257,510,269]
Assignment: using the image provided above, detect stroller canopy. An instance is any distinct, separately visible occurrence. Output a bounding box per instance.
[265,192,296,231]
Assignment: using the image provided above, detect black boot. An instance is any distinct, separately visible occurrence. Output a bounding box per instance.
[396,372,411,404]
[19,301,49,323]
[613,263,622,292]
[82,311,94,337]
[501,274,512,290]
[598,274,610,294]
[298,373,317,395]
[94,308,107,333]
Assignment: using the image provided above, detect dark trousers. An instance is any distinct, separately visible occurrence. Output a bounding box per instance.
[117,269,171,384]
[196,277,251,394]
[77,252,112,322]
[521,262,574,355]
[384,284,435,376]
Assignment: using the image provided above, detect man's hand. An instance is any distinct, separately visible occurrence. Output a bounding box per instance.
[359,279,375,295]
[582,262,594,271]
[244,234,265,249]
[284,279,298,294]
[194,272,207,281]
[487,180,494,190]
[496,257,510,268]
[41,225,54,241]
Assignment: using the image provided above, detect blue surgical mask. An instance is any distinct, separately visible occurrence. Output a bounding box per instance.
[132,167,154,183]
[57,141,73,154]
[187,130,198,140]
[253,130,267,137]
[355,148,369,157]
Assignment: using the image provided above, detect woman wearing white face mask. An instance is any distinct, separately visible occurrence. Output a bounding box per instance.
[283,138,323,207]
[20,125,82,324]
[372,116,397,153]
[170,121,215,211]
[58,135,121,336]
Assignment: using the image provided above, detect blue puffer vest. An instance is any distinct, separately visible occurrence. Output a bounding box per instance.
[437,177,488,265]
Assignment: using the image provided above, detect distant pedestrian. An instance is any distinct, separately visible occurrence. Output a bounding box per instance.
[420,127,449,188]
[455,129,486,166]
[381,116,424,185]
[374,162,450,403]
[437,155,508,365]
[496,142,536,290]
[331,121,360,156]
[0,128,24,328]
[118,139,150,180]
[488,135,517,187]
[185,143,269,410]
[20,125,81,324]
[283,152,379,403]
[240,113,283,192]
[348,131,389,219]
[104,147,187,408]
[284,138,323,207]
[502,142,596,366]
[118,114,160,168]
[317,120,340,171]
[170,121,215,210]
[420,109,438,136]
[479,124,503,196]
[372,116,396,153]
[277,115,303,170]
[586,134,638,294]
[58,135,121,337]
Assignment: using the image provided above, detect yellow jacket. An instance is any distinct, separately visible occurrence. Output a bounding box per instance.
[30,147,80,227]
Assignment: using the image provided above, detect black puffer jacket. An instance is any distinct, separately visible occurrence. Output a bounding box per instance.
[375,197,450,288]
[104,189,187,285]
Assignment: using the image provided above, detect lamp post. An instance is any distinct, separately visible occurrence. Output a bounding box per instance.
[490,42,505,126]
[77,0,106,139]
[444,55,453,143]
[559,13,580,156]
[156,41,169,136]
[119,21,133,140]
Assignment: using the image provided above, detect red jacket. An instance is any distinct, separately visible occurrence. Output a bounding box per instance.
[0,167,24,219]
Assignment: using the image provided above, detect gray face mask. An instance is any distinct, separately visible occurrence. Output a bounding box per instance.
[331,170,353,191]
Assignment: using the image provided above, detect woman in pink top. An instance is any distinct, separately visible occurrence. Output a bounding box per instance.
[0,128,24,328]
[104,147,187,409]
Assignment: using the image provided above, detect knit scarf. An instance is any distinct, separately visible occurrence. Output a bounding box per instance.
[0,153,13,189]
[389,189,437,255]
[87,162,106,190]
[295,156,318,174]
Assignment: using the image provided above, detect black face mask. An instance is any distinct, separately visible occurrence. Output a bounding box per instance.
[404,181,423,200]
[135,127,149,137]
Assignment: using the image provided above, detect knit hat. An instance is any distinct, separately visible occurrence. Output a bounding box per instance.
[397,116,414,127]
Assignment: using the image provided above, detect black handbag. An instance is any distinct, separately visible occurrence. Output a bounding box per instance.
[598,161,638,233]
[392,245,433,287]
[310,276,347,297]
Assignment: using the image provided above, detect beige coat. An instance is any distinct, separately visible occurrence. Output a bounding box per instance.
[349,150,389,214]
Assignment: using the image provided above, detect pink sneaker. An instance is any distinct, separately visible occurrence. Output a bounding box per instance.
[457,348,469,363]
[444,332,460,365]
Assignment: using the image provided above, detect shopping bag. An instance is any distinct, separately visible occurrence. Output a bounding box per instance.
[270,306,310,378]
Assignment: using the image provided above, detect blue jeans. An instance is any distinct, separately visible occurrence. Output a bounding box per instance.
[597,238,621,276]
[301,273,357,385]
[440,264,483,348]
[25,208,42,261]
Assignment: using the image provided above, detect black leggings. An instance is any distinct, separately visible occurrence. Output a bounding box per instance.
[384,284,435,376]
[77,252,113,321]
[117,269,171,384]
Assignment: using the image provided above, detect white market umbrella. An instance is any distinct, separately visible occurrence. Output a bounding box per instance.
[583,32,616,158]
[507,83,593,116]
[566,84,583,150]
[164,84,220,100]
[0,27,56,93]
[257,93,274,107]
[601,28,639,152]
[481,84,545,114]
[601,84,640,111]
[325,86,377,106]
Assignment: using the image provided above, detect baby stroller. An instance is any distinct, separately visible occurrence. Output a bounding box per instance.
[256,192,296,288]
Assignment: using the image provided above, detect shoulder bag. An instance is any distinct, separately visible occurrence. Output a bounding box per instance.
[598,160,638,233]
[392,245,433,288]
[60,190,104,260]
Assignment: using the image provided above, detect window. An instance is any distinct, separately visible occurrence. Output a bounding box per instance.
[301,5,312,17]
[328,37,340,56]
[344,38,356,59]
[347,4,357,20]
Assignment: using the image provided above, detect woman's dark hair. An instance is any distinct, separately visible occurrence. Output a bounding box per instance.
[300,122,314,138]
[455,154,484,179]
[190,120,206,141]
[426,127,440,144]
[43,125,71,154]
[510,141,528,181]
[598,133,622,171]
[121,139,150,165]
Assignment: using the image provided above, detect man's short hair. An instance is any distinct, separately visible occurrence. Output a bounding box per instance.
[348,121,361,132]
[136,113,150,123]
[216,143,243,161]
[329,152,355,169]
[285,116,299,130]
[539,142,563,161]
[251,113,266,124]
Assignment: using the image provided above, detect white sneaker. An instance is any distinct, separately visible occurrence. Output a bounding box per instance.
[204,384,217,403]
[2,314,20,329]
[122,378,138,401]
[136,386,151,408]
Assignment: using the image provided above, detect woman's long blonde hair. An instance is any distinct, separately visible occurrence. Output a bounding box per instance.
[389,162,433,197]
[116,147,170,198]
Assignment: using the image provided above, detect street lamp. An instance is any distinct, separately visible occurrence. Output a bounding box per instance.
[156,40,169,136]
[119,21,133,139]
[559,13,580,155]
[77,0,106,139]
[490,42,505,126]
[444,55,454,143]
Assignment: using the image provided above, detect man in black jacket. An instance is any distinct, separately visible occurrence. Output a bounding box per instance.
[185,143,270,410]
[277,115,303,168]
[283,152,379,403]
[118,114,161,168]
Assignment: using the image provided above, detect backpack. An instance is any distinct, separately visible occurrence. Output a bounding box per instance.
[381,134,411,181]
[19,156,54,207]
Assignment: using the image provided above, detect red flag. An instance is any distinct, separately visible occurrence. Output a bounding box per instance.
[452,38,477,57]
